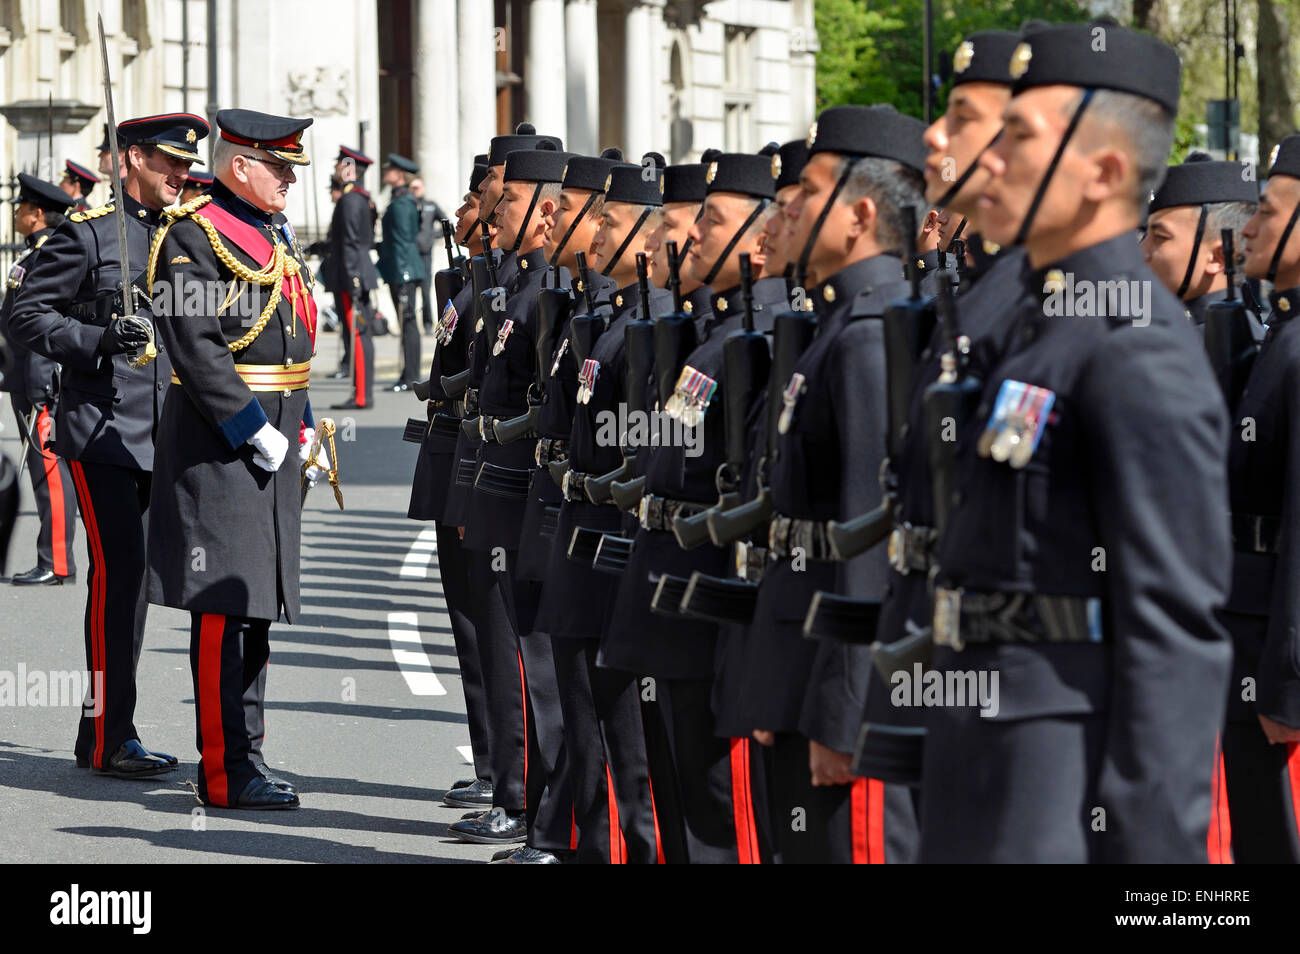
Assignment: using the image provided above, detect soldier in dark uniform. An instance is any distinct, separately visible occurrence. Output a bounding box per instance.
[450,142,571,846]
[146,108,318,810]
[921,22,1232,862]
[409,155,495,805]
[0,174,77,586]
[9,113,208,778]
[601,151,784,863]
[180,170,214,206]
[1220,134,1300,862]
[1142,153,1260,328]
[59,160,101,211]
[377,153,427,391]
[324,146,378,407]
[94,124,123,179]
[536,155,668,863]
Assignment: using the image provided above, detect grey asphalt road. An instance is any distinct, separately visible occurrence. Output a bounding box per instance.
[0,325,493,863]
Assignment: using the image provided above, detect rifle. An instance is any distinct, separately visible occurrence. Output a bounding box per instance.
[585,252,655,504]
[673,253,769,549]
[1203,229,1260,412]
[568,250,608,365]
[458,222,503,438]
[440,231,491,400]
[493,260,572,444]
[414,219,469,403]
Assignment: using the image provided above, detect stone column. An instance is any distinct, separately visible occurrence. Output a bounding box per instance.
[622,0,656,159]
[525,0,567,139]
[564,0,599,155]
[416,0,461,212]
[458,0,498,185]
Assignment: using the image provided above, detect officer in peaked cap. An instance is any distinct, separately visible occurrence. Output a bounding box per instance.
[95,123,125,179]
[410,154,497,810]
[146,107,318,810]
[1143,151,1260,327]
[323,144,379,402]
[922,21,1232,862]
[536,153,669,863]
[377,153,428,391]
[1218,134,1300,862]
[451,142,573,849]
[601,149,782,863]
[60,160,101,210]
[8,112,209,779]
[0,174,78,587]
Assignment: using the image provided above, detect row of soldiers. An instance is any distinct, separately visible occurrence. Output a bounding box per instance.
[406,18,1300,863]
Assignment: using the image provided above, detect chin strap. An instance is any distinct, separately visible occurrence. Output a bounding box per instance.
[601,206,655,277]
[793,159,856,290]
[1176,203,1210,299]
[548,192,600,270]
[702,198,770,287]
[1267,201,1300,287]
[511,182,544,254]
[934,130,1003,210]
[1012,88,1095,248]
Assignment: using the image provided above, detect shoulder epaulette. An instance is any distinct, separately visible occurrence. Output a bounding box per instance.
[69,203,115,223]
[164,193,214,222]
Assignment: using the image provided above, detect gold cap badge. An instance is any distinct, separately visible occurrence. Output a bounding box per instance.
[186,128,197,143]
[953,41,974,74]
[605,173,613,192]
[706,161,718,185]
[823,285,836,303]
[1009,43,1032,81]
[806,121,818,149]
[1270,143,1281,170]
[771,154,782,180]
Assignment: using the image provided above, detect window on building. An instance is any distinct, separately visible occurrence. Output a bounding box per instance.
[722,25,755,152]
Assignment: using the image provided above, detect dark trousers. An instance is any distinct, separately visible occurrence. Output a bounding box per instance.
[190,612,270,806]
[434,522,491,782]
[67,460,150,769]
[338,290,374,407]
[1222,721,1300,863]
[553,638,659,863]
[393,281,420,382]
[12,397,76,576]
[418,265,434,331]
[640,677,741,863]
[766,731,917,863]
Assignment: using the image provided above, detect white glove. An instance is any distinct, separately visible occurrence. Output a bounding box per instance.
[247,422,289,473]
[299,428,331,487]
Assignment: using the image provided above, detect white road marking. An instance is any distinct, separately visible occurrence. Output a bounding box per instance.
[457,746,474,765]
[386,611,447,696]
[399,527,439,578]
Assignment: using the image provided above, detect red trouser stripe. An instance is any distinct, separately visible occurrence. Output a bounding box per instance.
[518,650,528,810]
[570,806,579,852]
[1287,742,1300,849]
[36,408,70,577]
[1208,739,1233,864]
[605,765,625,864]
[343,291,366,405]
[68,461,106,767]
[850,777,887,864]
[730,738,758,863]
[647,775,665,864]
[198,614,229,806]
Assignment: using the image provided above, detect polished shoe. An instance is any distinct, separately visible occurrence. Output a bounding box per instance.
[330,399,370,410]
[90,740,179,779]
[443,777,493,808]
[11,567,74,586]
[449,808,527,845]
[227,775,300,810]
[386,380,413,393]
[491,846,563,864]
[256,763,296,794]
[327,368,349,380]
[451,776,475,790]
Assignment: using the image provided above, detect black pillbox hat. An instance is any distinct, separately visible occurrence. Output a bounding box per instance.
[950,30,1021,87]
[1150,154,1258,211]
[489,122,563,166]
[503,142,573,183]
[704,152,776,200]
[772,140,808,191]
[806,104,927,173]
[561,148,624,192]
[604,152,664,206]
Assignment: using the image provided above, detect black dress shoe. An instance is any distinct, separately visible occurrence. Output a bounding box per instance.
[444,777,493,808]
[491,846,563,864]
[330,399,370,410]
[256,763,296,793]
[91,740,178,779]
[449,808,527,845]
[227,776,300,810]
[327,368,349,380]
[11,567,74,586]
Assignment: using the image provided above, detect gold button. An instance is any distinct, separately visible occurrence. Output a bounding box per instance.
[982,239,1000,255]
[521,258,529,269]
[615,294,623,306]
[282,388,292,397]
[823,285,836,303]
[285,324,293,333]
[1281,297,1292,312]
[576,280,584,292]
[717,298,728,311]
[684,300,693,313]
[916,258,925,270]
[1044,269,1066,294]
[284,358,293,367]
[137,209,146,218]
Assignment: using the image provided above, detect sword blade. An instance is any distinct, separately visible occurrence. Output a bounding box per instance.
[97,14,134,318]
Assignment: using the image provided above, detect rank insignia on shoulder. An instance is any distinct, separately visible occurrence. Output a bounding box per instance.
[170,255,192,265]
[977,379,1056,469]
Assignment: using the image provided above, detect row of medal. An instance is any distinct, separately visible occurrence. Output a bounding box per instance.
[664,365,719,429]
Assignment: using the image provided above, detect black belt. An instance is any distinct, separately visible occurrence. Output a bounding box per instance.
[539,504,561,540]
[428,398,458,417]
[638,494,706,531]
[561,468,592,503]
[932,588,1104,652]
[454,457,477,488]
[474,461,533,500]
[769,513,834,561]
[888,522,936,575]
[535,437,568,467]
[475,414,535,443]
[430,413,462,441]
[461,388,479,417]
[733,541,769,583]
[1231,513,1280,555]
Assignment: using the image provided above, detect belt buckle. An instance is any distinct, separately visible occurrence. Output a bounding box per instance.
[479,416,488,441]
[768,516,786,554]
[562,470,572,498]
[735,541,750,580]
[933,587,964,651]
[535,441,544,468]
[888,526,907,574]
[1254,516,1266,554]
[638,495,650,528]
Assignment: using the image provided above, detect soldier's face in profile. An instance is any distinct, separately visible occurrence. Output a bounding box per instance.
[479,166,504,224]
[493,180,524,249]
[788,153,864,285]
[14,201,41,238]
[544,188,596,269]
[645,201,698,285]
[1141,206,1217,298]
[129,146,193,210]
[1242,176,1300,281]
[687,192,762,289]
[454,191,480,244]
[923,83,1009,216]
[233,151,297,213]
[761,184,799,275]
[592,202,641,281]
[59,177,79,199]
